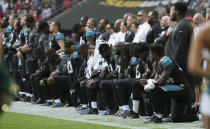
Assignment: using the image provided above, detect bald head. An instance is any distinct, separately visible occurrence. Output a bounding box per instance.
[161,16,170,27]
[193,13,205,26]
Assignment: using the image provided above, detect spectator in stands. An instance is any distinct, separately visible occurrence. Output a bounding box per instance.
[116,21,128,43]
[97,19,109,41]
[133,10,151,43]
[206,8,210,21]
[63,0,71,10]
[15,0,22,10]
[122,13,132,22]
[165,0,173,14]
[8,0,15,11]
[146,11,162,44]
[17,8,27,18]
[131,21,139,34]
[126,15,137,30]
[0,6,3,22]
[2,0,9,15]
[160,16,170,30]
[106,23,118,47]
[86,18,97,31]
[186,2,196,17]
[193,13,205,34]
[41,3,52,20]
[114,19,123,32]
[155,2,167,18]
[80,16,89,27]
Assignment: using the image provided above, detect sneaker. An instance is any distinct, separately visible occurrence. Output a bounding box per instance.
[162,116,172,122]
[78,107,91,114]
[101,109,114,115]
[80,108,99,115]
[119,110,130,118]
[123,110,139,119]
[144,115,162,123]
[145,114,156,120]
[50,103,64,108]
[114,109,123,116]
[76,106,88,112]
[41,102,53,106]
[20,94,26,101]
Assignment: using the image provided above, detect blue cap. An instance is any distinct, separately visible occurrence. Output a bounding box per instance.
[85,29,95,38]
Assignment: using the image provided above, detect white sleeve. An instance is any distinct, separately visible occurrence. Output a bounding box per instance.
[133,23,151,43]
[133,28,141,43]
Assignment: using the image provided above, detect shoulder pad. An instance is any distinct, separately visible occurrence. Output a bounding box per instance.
[72,51,79,59]
[160,56,173,69]
[5,26,13,33]
[23,28,28,36]
[55,33,65,41]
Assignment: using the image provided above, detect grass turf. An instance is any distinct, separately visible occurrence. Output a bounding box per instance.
[0,112,124,129]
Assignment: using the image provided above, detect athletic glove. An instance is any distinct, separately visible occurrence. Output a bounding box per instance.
[144,79,156,92]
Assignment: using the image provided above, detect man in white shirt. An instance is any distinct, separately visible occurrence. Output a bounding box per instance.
[106,23,118,47]
[133,10,151,43]
[116,21,127,43]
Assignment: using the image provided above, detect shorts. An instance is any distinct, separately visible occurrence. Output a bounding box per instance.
[200,92,210,116]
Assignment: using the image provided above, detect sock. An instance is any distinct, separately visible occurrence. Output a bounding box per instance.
[81,104,88,108]
[47,100,52,103]
[54,99,61,103]
[19,92,26,95]
[123,105,130,111]
[132,100,139,113]
[155,113,163,118]
[26,93,33,97]
[91,101,97,109]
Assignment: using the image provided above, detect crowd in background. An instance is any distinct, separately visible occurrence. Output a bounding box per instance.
[0,0,83,22]
[1,0,210,128]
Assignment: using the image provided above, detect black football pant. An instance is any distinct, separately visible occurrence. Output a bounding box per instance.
[150,84,193,122]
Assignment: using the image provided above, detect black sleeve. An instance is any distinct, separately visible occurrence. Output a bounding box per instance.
[174,24,193,70]
[77,60,86,79]
[39,65,50,77]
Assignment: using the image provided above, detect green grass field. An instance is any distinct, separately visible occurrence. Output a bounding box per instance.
[0,112,124,129]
